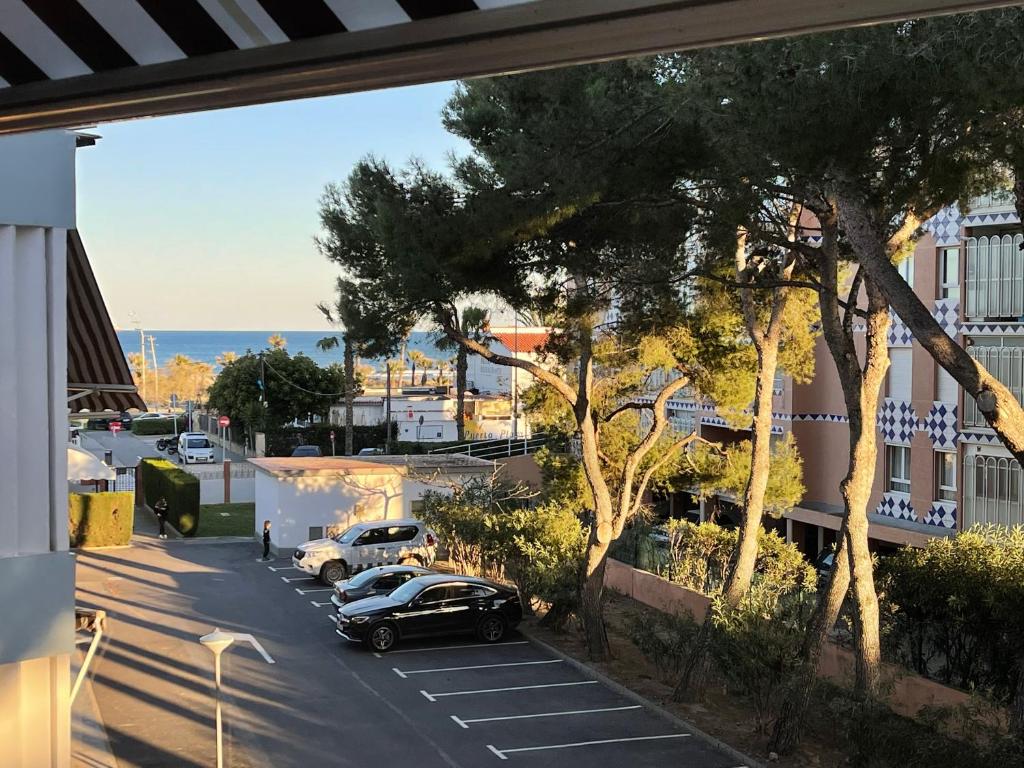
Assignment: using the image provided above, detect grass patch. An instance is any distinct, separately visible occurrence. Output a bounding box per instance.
[197,502,255,537]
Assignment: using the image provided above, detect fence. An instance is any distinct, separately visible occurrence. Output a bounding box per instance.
[182,461,256,504]
[429,434,548,460]
[111,466,136,492]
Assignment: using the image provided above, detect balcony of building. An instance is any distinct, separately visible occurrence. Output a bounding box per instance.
[964,234,1024,321]
[963,453,1023,527]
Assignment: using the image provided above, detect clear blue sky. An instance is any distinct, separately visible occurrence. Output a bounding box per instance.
[77,81,468,332]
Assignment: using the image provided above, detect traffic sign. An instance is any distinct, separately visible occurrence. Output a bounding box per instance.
[329,431,336,440]
[109,421,122,434]
[218,416,230,428]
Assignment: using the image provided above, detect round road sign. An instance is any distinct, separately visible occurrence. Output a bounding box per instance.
[218,416,230,428]
[109,421,122,434]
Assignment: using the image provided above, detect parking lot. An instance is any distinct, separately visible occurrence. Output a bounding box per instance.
[77,539,751,767]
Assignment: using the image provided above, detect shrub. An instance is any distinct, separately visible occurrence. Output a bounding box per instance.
[69,492,134,547]
[131,417,178,435]
[877,526,1024,703]
[139,458,200,536]
[626,607,700,683]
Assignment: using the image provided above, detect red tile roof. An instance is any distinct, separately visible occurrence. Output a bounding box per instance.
[491,331,548,354]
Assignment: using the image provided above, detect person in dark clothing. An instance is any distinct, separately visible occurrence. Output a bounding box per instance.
[262,520,272,560]
[154,497,169,539]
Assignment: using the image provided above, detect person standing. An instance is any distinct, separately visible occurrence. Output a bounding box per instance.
[154,497,169,539]
[262,520,272,561]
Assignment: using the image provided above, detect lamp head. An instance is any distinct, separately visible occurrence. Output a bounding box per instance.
[199,628,234,656]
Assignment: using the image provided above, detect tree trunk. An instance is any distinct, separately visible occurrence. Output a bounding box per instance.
[455,346,467,442]
[769,533,851,754]
[836,186,1024,464]
[343,337,355,456]
[580,528,612,660]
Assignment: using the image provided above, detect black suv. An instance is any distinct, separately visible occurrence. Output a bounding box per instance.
[335,574,522,652]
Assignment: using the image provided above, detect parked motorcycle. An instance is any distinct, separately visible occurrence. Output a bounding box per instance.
[155,438,169,451]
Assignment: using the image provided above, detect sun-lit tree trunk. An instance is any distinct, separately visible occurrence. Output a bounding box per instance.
[455,345,468,442]
[674,226,794,701]
[343,336,355,455]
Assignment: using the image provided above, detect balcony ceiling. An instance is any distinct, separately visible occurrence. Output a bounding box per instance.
[0,0,1019,135]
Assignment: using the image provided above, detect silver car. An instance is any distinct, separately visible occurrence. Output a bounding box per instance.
[293,519,438,584]
[330,564,433,610]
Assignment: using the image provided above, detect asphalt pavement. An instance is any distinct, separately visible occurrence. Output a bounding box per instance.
[75,540,749,768]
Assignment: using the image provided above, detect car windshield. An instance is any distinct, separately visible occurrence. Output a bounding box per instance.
[333,527,362,544]
[389,578,429,604]
[186,438,210,448]
[347,569,381,588]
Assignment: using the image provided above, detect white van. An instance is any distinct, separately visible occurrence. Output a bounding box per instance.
[293,519,437,584]
[177,432,215,464]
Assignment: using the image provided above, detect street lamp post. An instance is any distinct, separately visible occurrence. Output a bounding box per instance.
[199,628,235,768]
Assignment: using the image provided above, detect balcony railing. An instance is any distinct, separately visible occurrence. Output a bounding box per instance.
[963,454,1023,527]
[965,235,1024,320]
[964,345,1024,427]
[969,189,1016,213]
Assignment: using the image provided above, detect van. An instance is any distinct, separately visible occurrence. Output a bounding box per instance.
[177,432,215,464]
[292,519,438,584]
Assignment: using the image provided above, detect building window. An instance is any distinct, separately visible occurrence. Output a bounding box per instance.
[964,454,1023,526]
[886,444,911,494]
[887,348,912,401]
[935,451,957,502]
[964,338,1024,426]
[897,254,914,288]
[939,247,960,301]
[965,234,1024,320]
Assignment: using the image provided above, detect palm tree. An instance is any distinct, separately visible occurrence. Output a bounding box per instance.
[215,351,238,368]
[268,333,287,349]
[408,350,429,388]
[436,306,489,441]
[436,358,451,386]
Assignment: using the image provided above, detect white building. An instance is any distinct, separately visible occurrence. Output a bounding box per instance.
[251,454,494,551]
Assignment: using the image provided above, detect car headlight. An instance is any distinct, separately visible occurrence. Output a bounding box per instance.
[349,615,370,624]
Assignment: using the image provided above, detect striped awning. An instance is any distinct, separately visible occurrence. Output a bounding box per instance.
[0,1,1012,135]
[67,230,145,413]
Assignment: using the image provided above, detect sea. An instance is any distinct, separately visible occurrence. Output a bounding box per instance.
[115,329,448,371]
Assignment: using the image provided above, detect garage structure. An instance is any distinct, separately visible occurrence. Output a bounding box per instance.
[251,454,493,552]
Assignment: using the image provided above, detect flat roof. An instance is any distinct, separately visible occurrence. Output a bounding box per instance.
[250,454,493,478]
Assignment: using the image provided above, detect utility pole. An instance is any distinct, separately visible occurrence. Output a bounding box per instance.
[148,335,160,406]
[512,313,519,440]
[385,362,392,455]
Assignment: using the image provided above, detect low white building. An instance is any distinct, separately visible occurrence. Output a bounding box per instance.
[251,454,494,552]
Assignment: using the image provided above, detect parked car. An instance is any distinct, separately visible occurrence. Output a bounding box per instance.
[335,574,523,652]
[357,447,382,456]
[118,411,134,429]
[291,444,322,457]
[293,519,437,584]
[176,432,215,464]
[330,564,433,609]
[133,412,171,421]
[813,549,835,590]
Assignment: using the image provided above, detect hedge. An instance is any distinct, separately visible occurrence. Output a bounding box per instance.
[69,492,134,548]
[131,417,179,436]
[139,458,200,536]
[264,423,395,457]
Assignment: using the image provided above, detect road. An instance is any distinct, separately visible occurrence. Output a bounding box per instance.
[80,428,248,469]
[75,540,749,768]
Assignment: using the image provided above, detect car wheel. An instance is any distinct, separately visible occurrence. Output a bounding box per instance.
[366,621,398,652]
[477,613,506,643]
[320,560,348,585]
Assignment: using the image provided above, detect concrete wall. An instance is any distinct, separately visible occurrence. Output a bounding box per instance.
[606,558,993,722]
[0,130,78,768]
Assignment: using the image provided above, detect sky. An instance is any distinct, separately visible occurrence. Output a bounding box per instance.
[76,81,469,332]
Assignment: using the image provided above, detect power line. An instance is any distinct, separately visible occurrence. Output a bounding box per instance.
[261,356,346,398]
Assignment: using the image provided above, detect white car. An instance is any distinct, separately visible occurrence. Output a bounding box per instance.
[176,432,215,464]
[293,519,438,585]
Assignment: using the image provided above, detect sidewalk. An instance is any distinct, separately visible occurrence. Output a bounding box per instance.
[133,504,181,540]
[71,645,116,768]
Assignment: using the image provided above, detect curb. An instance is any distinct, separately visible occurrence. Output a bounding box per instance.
[523,629,766,768]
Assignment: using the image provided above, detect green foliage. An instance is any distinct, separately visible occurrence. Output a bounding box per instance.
[877,526,1024,702]
[69,492,134,548]
[709,589,816,733]
[139,459,200,537]
[264,423,395,457]
[197,502,255,537]
[206,348,346,439]
[130,417,177,436]
[417,477,587,608]
[662,520,815,599]
[683,433,805,516]
[626,607,700,683]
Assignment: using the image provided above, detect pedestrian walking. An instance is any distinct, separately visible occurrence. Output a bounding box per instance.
[154,497,169,539]
[262,520,272,560]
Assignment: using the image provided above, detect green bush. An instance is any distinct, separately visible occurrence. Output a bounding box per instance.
[264,423,395,457]
[69,492,134,547]
[131,417,178,436]
[877,525,1024,703]
[626,607,700,683]
[139,458,200,536]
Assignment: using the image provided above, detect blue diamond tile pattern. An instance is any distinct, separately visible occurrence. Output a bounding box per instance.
[888,310,913,346]
[878,399,918,445]
[792,413,850,423]
[924,205,964,247]
[924,500,957,529]
[961,430,1002,444]
[877,492,916,522]
[964,211,1020,227]
[925,401,959,449]
[932,298,960,337]
[960,323,1024,336]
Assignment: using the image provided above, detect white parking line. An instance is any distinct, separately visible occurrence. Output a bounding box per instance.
[266,565,297,572]
[280,575,312,583]
[310,600,332,608]
[420,680,597,702]
[326,615,337,624]
[451,705,641,728]
[294,587,333,595]
[373,640,528,658]
[394,660,561,678]
[486,733,691,760]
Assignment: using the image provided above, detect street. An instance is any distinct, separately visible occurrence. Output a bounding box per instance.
[75,539,749,767]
